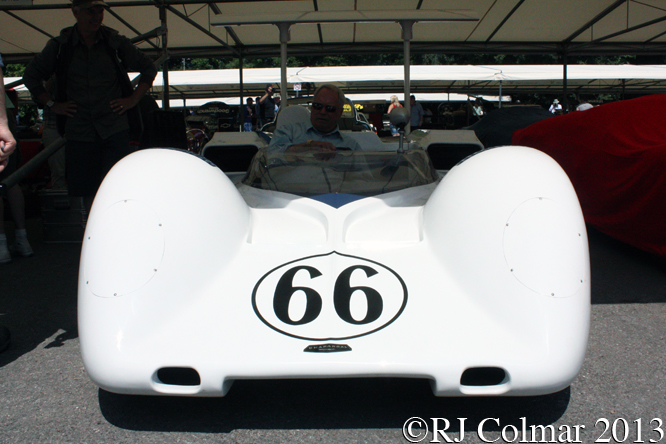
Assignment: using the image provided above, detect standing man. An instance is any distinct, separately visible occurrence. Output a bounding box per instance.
[549,99,563,114]
[23,0,157,210]
[259,84,277,126]
[243,97,254,132]
[409,95,424,131]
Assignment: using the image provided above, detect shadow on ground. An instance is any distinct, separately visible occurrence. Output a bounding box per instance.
[587,226,666,304]
[99,379,570,433]
[0,218,81,368]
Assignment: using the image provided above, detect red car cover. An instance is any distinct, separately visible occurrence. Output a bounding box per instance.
[512,94,666,257]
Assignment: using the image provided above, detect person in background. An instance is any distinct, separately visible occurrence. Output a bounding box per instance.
[243,97,254,132]
[577,101,594,111]
[22,0,157,212]
[259,84,277,126]
[1,52,18,352]
[1,61,33,265]
[0,61,16,172]
[409,95,424,131]
[387,95,402,137]
[549,99,563,114]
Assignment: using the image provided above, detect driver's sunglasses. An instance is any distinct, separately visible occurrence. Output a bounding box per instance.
[311,102,338,113]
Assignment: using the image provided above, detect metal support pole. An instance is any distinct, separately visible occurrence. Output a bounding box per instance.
[400,20,413,133]
[277,23,291,108]
[499,80,502,109]
[239,53,244,131]
[160,3,170,110]
[563,52,568,113]
[0,137,66,197]
[621,79,626,100]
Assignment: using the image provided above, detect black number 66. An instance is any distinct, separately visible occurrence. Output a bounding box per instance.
[273,265,383,325]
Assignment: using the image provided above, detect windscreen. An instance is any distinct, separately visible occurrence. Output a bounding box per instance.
[242,149,439,197]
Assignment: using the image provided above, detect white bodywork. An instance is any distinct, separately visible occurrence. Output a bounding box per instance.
[78,136,590,397]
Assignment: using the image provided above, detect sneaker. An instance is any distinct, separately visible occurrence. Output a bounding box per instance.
[9,239,33,257]
[0,326,10,353]
[0,243,11,264]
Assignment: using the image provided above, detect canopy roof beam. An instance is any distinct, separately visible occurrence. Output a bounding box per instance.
[312,0,323,45]
[575,13,666,49]
[2,10,53,39]
[107,7,161,49]
[136,40,666,61]
[563,0,626,44]
[164,3,240,56]
[0,0,287,11]
[223,26,243,47]
[485,0,526,43]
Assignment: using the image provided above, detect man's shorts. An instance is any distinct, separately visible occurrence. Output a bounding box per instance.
[66,129,133,197]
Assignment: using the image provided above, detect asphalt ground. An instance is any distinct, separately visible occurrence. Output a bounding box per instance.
[1,218,665,444]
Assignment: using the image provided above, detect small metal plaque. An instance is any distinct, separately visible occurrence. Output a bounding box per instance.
[304,344,352,353]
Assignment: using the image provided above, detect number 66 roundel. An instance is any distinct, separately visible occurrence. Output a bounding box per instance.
[252,252,408,341]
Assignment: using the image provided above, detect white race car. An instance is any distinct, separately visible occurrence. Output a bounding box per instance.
[78,118,590,397]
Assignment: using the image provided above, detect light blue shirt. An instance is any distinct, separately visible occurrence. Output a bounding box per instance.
[268,121,361,152]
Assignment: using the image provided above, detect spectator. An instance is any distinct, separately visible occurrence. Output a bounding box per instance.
[1,56,33,265]
[409,95,424,131]
[22,0,157,212]
[0,58,16,172]
[259,84,277,126]
[577,102,594,111]
[549,99,563,114]
[1,52,17,352]
[387,95,402,136]
[243,97,254,132]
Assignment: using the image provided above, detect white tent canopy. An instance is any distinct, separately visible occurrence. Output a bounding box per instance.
[148,64,666,100]
[154,93,509,109]
[1,0,666,64]
[3,0,666,113]
[7,64,666,104]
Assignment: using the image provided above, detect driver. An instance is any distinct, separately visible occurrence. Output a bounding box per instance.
[267,84,361,153]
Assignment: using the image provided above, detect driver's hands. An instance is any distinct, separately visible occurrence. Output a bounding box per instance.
[287,140,336,152]
[286,140,337,160]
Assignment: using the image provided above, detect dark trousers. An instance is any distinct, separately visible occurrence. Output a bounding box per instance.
[66,129,133,197]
